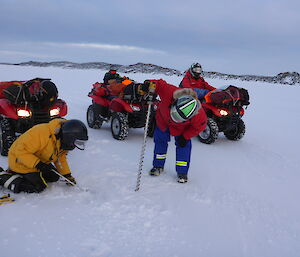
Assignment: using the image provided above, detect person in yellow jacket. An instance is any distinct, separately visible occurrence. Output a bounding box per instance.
[0,118,88,193]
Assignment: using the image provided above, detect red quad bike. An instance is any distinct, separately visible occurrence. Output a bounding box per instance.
[87,82,157,140]
[0,79,68,156]
[198,85,250,144]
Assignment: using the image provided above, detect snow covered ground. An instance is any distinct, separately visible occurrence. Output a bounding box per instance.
[0,65,300,257]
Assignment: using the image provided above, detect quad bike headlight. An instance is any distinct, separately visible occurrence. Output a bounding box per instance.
[50,107,60,116]
[219,109,229,116]
[17,108,31,118]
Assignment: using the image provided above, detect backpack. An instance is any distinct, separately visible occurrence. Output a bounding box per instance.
[0,81,25,99]
[205,85,250,106]
[239,88,250,106]
[2,78,58,105]
[3,83,30,105]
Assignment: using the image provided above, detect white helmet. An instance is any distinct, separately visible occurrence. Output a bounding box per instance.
[190,63,203,79]
[170,95,200,123]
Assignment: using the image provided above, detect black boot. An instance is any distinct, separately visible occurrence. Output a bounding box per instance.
[0,171,23,193]
[149,167,164,176]
[177,173,188,183]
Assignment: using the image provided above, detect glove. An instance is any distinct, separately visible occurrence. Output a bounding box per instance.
[36,161,56,173]
[139,81,156,94]
[143,92,157,102]
[138,83,148,95]
[63,173,77,186]
[139,81,156,102]
[177,135,188,147]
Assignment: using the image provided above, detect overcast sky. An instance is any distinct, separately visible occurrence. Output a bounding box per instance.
[0,0,299,75]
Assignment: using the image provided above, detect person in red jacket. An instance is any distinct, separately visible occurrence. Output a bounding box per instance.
[141,79,207,183]
[180,63,216,100]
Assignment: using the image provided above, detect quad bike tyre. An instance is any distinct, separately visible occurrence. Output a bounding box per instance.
[198,118,219,144]
[111,112,129,140]
[0,119,16,156]
[224,119,245,141]
[86,105,103,129]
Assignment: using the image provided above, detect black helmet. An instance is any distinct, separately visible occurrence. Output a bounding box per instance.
[103,69,121,84]
[189,63,203,79]
[60,119,88,150]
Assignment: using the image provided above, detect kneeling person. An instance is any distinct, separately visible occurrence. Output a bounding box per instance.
[0,119,88,193]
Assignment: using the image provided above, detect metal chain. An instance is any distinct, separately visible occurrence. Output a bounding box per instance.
[135,102,152,192]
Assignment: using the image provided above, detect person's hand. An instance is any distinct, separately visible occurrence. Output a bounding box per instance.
[36,162,56,173]
[63,174,77,186]
[177,135,187,147]
[139,81,156,94]
[143,92,157,102]
[138,83,148,95]
[144,81,156,93]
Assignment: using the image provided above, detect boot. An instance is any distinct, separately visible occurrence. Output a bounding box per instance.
[149,167,164,176]
[0,171,11,186]
[0,171,22,193]
[177,173,188,183]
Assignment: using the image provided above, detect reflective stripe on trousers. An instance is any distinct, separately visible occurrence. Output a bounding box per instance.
[153,127,191,174]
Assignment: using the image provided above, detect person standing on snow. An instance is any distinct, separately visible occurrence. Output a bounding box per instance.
[140,79,207,183]
[0,119,88,193]
[179,63,216,100]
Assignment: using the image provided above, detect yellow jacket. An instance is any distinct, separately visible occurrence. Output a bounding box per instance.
[8,118,71,175]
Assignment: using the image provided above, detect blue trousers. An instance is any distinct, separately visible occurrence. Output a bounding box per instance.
[194,88,210,100]
[153,127,192,175]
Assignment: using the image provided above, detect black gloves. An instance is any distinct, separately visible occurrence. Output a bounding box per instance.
[36,162,76,187]
[138,81,157,102]
[140,81,149,92]
[64,174,77,186]
[144,93,157,102]
[36,162,56,173]
[139,81,156,93]
[177,135,188,147]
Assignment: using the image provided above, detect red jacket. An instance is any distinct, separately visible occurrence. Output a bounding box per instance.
[180,71,215,91]
[151,79,207,140]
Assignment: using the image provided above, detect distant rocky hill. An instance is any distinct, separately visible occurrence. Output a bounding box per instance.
[204,71,300,86]
[3,61,300,85]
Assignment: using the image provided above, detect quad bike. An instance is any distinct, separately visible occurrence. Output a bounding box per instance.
[87,82,157,140]
[198,85,250,144]
[0,79,68,156]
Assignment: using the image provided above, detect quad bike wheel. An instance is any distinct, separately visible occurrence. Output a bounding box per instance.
[0,119,16,156]
[224,119,245,141]
[111,112,129,140]
[86,105,103,129]
[198,118,219,144]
